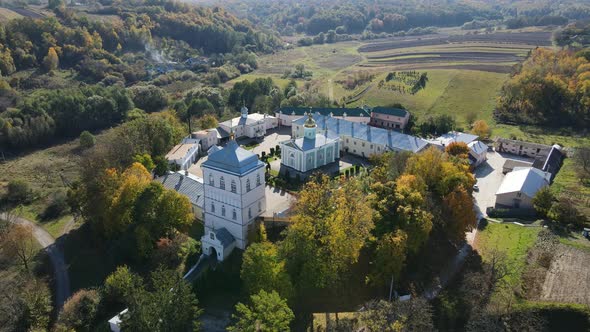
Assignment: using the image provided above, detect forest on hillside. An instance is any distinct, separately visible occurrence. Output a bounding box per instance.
[189,0,590,36]
[0,0,282,151]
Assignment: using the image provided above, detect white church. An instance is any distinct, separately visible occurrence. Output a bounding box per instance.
[200,133,267,261]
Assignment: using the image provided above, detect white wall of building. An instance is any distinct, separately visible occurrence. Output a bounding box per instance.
[495,192,535,209]
[202,166,265,250]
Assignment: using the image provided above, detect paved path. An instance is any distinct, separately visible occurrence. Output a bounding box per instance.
[2,213,71,309]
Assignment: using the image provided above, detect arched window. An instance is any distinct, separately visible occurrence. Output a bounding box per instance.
[220,176,225,190]
[232,209,237,220]
[248,207,252,219]
[210,203,215,213]
[221,205,226,217]
[231,180,237,193]
[209,174,214,186]
[256,173,261,186]
[246,178,251,192]
[258,201,262,212]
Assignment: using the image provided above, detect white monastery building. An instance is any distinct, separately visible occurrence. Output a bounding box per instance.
[218,106,278,139]
[291,113,428,159]
[200,134,266,261]
[276,107,371,127]
[279,114,340,173]
[192,128,220,152]
[164,137,200,171]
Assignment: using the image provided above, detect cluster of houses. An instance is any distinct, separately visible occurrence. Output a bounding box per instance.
[492,138,564,210]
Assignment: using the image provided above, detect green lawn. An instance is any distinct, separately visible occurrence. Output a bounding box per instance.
[475,222,541,285]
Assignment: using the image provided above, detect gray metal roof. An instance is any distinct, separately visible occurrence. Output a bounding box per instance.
[293,114,428,153]
[214,228,235,247]
[469,141,488,156]
[202,140,264,175]
[278,107,370,117]
[156,172,204,208]
[496,167,550,198]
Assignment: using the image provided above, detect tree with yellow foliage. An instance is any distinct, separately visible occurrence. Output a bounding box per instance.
[43,47,59,72]
[281,175,373,291]
[370,230,408,287]
[471,120,491,139]
[445,141,470,159]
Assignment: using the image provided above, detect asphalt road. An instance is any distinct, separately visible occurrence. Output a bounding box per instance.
[2,213,71,309]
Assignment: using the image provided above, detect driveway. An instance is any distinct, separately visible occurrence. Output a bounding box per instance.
[263,185,295,217]
[1,213,71,309]
[472,150,506,218]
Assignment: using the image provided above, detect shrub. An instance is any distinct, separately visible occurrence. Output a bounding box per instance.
[57,289,101,331]
[7,179,31,204]
[270,147,275,156]
[42,192,69,220]
[79,131,95,149]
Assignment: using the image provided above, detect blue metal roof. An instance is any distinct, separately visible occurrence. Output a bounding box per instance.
[157,172,204,208]
[214,228,235,247]
[202,140,264,175]
[293,114,428,153]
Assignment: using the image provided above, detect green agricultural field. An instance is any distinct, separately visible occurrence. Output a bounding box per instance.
[339,69,507,127]
[231,31,588,150]
[475,222,541,285]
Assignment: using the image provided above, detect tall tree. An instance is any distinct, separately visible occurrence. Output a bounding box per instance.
[471,120,491,139]
[370,230,407,287]
[280,175,373,291]
[122,269,202,332]
[241,242,293,300]
[42,47,59,72]
[227,290,294,332]
[1,224,36,271]
[532,187,555,218]
[442,186,477,243]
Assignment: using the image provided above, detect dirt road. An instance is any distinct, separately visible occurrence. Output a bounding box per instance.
[2,213,71,308]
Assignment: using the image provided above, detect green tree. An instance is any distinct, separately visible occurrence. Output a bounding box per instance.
[79,130,95,149]
[241,242,294,300]
[21,279,52,330]
[153,156,169,176]
[196,114,218,130]
[133,154,155,172]
[227,290,294,332]
[548,198,587,226]
[533,186,555,218]
[122,269,201,332]
[42,47,59,72]
[130,85,168,112]
[103,265,142,306]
